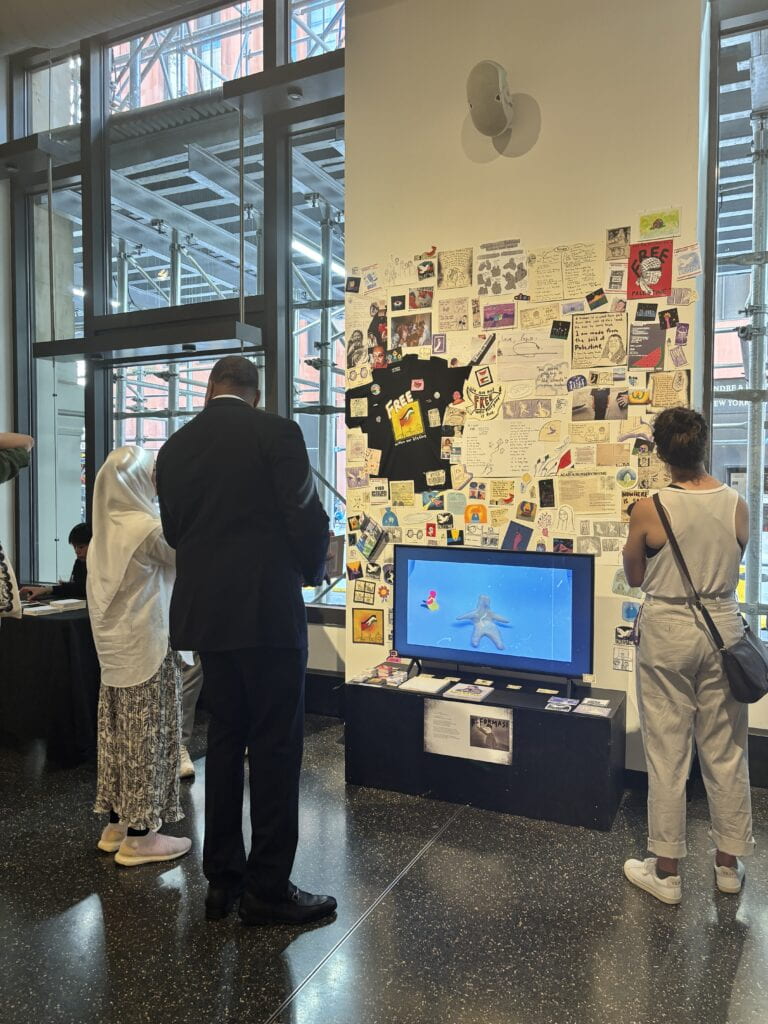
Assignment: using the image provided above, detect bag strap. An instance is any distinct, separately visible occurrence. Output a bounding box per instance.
[652,492,727,652]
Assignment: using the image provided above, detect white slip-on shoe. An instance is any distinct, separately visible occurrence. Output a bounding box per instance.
[179,745,195,780]
[623,857,682,905]
[97,822,127,853]
[114,832,192,867]
[714,856,746,894]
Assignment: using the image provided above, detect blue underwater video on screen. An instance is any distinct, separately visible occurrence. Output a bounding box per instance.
[405,558,573,665]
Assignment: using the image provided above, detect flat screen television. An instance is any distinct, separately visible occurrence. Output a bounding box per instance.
[393,545,594,679]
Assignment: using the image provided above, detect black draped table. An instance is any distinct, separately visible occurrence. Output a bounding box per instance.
[0,609,100,766]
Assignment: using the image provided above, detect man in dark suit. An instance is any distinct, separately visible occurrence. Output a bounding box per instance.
[156,356,335,926]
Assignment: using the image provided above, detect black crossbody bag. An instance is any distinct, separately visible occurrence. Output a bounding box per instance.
[652,493,768,703]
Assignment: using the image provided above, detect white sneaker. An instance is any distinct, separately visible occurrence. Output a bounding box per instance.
[714,857,745,894]
[179,745,195,779]
[97,822,127,853]
[114,832,192,867]
[623,857,682,905]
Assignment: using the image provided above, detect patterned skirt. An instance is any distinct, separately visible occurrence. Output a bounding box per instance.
[94,647,183,831]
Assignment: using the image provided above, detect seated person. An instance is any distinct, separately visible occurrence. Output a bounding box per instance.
[21,523,92,601]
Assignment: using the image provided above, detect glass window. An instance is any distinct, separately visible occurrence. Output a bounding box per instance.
[289,1,345,62]
[711,28,768,623]
[109,2,265,114]
[290,126,345,537]
[34,358,86,583]
[27,57,82,134]
[29,186,85,341]
[108,105,262,312]
[112,354,265,452]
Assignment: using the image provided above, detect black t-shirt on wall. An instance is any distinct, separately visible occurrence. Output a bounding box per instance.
[345,355,470,492]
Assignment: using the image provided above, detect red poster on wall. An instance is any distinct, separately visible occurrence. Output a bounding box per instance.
[626,239,673,300]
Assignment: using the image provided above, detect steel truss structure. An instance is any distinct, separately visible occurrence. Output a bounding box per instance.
[2,0,345,582]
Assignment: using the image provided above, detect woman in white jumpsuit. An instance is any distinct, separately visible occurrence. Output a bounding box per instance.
[622,407,754,904]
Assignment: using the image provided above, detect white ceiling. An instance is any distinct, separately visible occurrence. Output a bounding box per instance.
[0,0,197,57]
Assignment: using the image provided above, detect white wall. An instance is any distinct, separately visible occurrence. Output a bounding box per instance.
[346,0,711,769]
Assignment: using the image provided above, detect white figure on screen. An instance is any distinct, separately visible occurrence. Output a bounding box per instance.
[456,594,509,650]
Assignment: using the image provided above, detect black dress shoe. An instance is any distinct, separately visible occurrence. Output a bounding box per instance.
[239,883,337,926]
[205,885,243,921]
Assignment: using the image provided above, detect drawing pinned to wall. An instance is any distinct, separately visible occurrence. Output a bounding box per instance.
[571,312,628,369]
[527,246,564,301]
[439,297,470,331]
[606,226,631,260]
[437,247,473,289]
[519,301,560,329]
[476,240,528,295]
[639,207,681,241]
[674,243,701,279]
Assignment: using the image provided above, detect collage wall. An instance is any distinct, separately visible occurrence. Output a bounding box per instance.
[343,212,701,712]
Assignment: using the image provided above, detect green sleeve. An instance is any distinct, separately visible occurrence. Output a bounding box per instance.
[0,448,30,485]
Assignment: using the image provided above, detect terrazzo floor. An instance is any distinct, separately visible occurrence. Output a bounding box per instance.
[1,715,767,1024]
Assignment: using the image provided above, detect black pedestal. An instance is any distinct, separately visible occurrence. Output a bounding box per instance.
[345,683,626,831]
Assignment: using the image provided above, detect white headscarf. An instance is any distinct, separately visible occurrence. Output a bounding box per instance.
[87,446,159,614]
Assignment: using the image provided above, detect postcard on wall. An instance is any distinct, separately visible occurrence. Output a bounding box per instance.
[674,243,702,280]
[626,240,673,300]
[561,242,601,298]
[409,285,434,309]
[391,312,432,347]
[476,240,528,295]
[519,301,560,330]
[605,261,627,293]
[462,418,537,477]
[639,207,681,241]
[558,471,619,515]
[495,329,569,390]
[437,247,473,289]
[352,608,384,645]
[527,246,565,302]
[571,312,628,369]
[438,297,470,331]
[483,302,516,330]
[606,226,631,260]
[628,323,666,369]
[570,421,611,443]
[572,387,628,421]
[650,369,690,409]
[424,700,512,765]
[390,480,415,506]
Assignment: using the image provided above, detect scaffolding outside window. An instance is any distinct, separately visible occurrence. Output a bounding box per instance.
[712,26,768,629]
[108,2,266,113]
[289,126,345,544]
[107,102,262,313]
[289,1,345,62]
[112,355,265,453]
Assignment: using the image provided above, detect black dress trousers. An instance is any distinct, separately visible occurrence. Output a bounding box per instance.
[198,645,307,898]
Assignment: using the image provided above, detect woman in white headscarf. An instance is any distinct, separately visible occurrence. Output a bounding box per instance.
[88,446,191,866]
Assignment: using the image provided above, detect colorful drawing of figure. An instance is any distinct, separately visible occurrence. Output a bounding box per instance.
[456,595,509,650]
[421,590,439,612]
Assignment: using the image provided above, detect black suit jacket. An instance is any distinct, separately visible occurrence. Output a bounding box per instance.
[156,399,329,651]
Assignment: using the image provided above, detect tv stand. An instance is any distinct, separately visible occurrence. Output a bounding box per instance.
[344,678,626,831]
